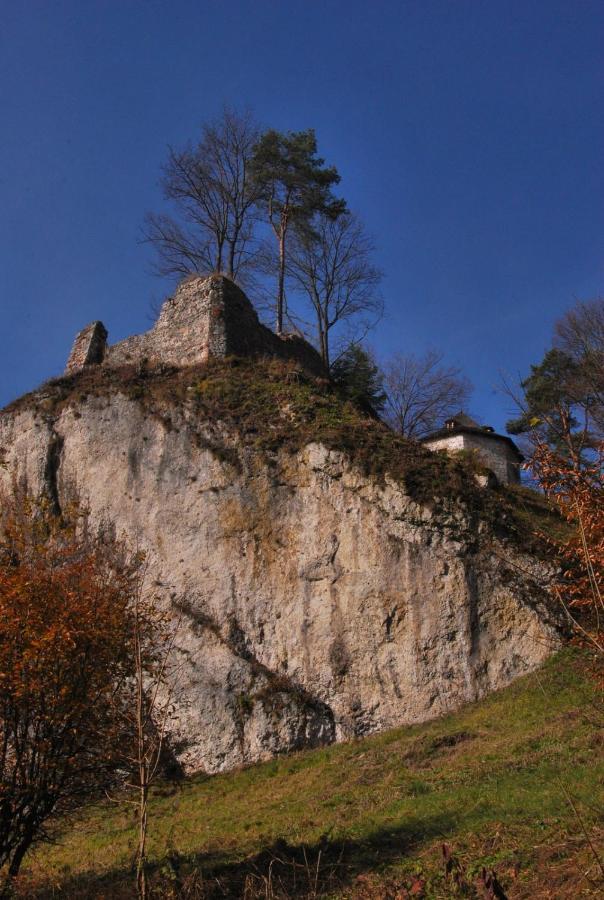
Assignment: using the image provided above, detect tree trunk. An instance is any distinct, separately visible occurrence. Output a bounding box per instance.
[316,303,329,369]
[227,240,236,280]
[277,229,286,334]
[136,776,148,900]
[320,326,329,370]
[3,833,32,892]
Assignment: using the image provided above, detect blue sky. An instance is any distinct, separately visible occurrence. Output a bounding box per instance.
[1,0,602,431]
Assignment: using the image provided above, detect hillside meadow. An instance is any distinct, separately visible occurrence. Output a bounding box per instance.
[16,649,603,899]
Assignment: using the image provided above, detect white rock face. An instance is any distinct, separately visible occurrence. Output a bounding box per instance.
[0,393,560,773]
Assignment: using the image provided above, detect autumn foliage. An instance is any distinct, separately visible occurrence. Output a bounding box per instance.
[529,439,604,657]
[0,496,148,880]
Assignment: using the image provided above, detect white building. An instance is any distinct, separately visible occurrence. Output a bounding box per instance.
[421,413,523,485]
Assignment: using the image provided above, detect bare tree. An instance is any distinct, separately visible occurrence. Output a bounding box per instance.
[554,297,604,435]
[104,566,182,900]
[143,107,262,282]
[286,212,382,368]
[383,350,473,439]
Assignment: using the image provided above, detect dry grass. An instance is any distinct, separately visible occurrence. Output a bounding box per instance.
[2,356,567,554]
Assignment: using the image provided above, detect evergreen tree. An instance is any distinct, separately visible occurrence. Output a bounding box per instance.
[506,347,598,465]
[331,345,386,416]
[251,129,346,334]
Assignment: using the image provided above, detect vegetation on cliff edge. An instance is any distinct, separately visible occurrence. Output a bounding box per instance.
[2,357,568,554]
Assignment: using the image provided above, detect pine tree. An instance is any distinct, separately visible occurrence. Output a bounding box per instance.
[251,129,345,333]
[331,345,386,416]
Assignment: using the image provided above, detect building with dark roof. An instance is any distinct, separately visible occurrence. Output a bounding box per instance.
[420,413,523,485]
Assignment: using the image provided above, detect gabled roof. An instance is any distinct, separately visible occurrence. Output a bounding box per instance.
[421,413,523,460]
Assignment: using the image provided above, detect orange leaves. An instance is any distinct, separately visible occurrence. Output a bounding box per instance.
[0,492,152,878]
[528,440,604,653]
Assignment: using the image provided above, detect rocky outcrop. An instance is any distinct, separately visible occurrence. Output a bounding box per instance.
[0,381,560,774]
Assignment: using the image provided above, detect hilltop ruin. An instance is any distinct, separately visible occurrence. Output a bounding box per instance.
[65,274,325,377]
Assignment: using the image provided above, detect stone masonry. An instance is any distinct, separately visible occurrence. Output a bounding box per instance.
[65,275,325,376]
[65,321,108,374]
[421,414,523,485]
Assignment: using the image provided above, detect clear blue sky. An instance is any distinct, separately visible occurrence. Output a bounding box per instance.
[1,0,602,430]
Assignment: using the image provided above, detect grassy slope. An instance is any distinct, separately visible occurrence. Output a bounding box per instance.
[22,651,603,898]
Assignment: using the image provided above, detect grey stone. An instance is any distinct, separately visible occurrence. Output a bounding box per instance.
[65,321,108,374]
[0,396,561,775]
[65,275,325,376]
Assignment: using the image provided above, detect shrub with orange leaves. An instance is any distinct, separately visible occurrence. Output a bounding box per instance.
[528,439,604,656]
[0,494,152,882]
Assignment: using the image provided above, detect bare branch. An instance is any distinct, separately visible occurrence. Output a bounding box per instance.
[382,349,473,439]
[143,106,262,283]
[286,212,383,368]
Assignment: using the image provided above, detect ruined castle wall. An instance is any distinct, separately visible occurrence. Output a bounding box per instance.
[90,275,325,376]
[106,277,215,368]
[65,321,108,374]
[218,279,325,375]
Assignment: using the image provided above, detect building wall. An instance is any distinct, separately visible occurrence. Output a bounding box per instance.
[424,434,466,454]
[463,434,520,484]
[423,432,521,485]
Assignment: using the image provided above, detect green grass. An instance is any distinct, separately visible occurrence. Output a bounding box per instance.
[20,650,604,898]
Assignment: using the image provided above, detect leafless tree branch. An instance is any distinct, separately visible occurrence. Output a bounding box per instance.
[383,349,473,439]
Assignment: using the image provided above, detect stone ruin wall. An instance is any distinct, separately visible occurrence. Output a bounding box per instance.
[105,276,216,369]
[65,321,108,375]
[65,275,325,377]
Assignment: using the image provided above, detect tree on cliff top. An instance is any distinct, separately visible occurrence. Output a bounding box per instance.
[331,344,386,416]
[383,349,473,439]
[285,211,383,369]
[554,297,604,434]
[506,298,604,467]
[143,107,262,282]
[251,129,346,335]
[0,496,161,884]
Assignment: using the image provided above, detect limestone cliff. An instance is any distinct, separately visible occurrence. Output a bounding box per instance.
[0,359,561,774]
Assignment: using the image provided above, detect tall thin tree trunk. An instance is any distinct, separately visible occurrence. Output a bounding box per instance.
[277,230,286,334]
[318,328,329,369]
[321,324,329,370]
[316,304,329,370]
[134,606,148,900]
[227,240,236,279]
[137,776,148,900]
